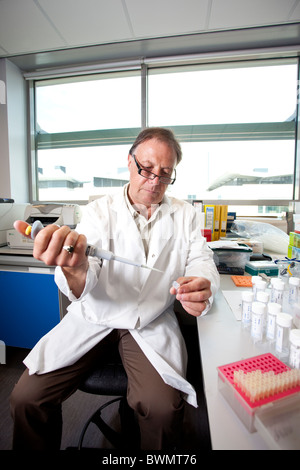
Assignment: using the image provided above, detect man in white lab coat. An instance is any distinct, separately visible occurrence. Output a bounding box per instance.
[11,127,220,450]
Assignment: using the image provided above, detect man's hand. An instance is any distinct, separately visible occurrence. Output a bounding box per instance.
[170,276,212,317]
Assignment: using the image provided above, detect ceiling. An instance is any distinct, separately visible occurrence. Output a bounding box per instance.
[1,0,300,71]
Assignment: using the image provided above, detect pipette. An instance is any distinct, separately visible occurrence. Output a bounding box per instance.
[25,220,163,273]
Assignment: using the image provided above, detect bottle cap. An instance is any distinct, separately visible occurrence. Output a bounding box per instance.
[252,301,266,315]
[276,312,292,328]
[273,279,285,290]
[289,329,300,347]
[255,279,267,289]
[289,277,300,286]
[267,302,281,315]
[256,291,269,303]
[242,291,254,302]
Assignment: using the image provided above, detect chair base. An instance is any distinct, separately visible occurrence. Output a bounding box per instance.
[77,396,140,450]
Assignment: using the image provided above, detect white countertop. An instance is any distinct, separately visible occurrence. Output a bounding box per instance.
[197,275,272,450]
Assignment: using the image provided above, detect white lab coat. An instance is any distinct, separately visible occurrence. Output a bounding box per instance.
[24,188,220,407]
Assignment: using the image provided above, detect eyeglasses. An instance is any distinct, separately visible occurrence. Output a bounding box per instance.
[132,154,176,185]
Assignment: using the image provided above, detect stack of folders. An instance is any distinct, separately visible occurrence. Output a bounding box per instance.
[204,205,228,241]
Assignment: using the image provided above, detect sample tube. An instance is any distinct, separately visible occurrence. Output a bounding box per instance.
[272,278,285,305]
[241,291,254,330]
[266,302,282,344]
[253,279,267,301]
[256,291,270,331]
[288,277,300,305]
[251,301,266,344]
[275,312,293,360]
[251,276,261,299]
[289,329,300,369]
[293,303,300,329]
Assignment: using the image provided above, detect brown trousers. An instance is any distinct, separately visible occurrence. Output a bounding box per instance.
[10,329,184,450]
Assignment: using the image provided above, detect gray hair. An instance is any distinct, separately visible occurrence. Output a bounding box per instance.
[129,127,182,165]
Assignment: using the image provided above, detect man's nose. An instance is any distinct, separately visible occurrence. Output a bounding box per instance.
[148,175,160,185]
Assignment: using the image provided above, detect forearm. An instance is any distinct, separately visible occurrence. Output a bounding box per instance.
[55,257,101,301]
[61,262,89,299]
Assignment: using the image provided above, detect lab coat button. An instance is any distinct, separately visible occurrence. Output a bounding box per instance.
[152,253,155,258]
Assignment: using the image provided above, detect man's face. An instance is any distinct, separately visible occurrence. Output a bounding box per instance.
[127,138,177,209]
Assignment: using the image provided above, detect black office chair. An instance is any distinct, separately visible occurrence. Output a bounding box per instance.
[76,348,140,450]
[75,304,211,451]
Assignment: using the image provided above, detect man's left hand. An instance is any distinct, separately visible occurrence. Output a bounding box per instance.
[170,276,212,317]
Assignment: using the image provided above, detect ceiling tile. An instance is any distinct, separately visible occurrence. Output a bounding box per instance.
[38,0,133,47]
[209,0,296,30]
[0,0,67,54]
[125,0,210,37]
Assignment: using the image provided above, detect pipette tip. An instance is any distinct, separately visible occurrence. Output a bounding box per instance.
[142,265,164,273]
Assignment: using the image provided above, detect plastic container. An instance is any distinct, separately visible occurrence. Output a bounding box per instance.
[293,303,300,328]
[217,353,300,434]
[256,290,269,305]
[254,393,300,450]
[275,313,293,359]
[253,279,267,301]
[245,260,278,277]
[241,291,254,329]
[288,277,300,305]
[212,243,252,269]
[251,301,266,343]
[266,302,282,343]
[271,279,285,305]
[289,329,300,369]
[256,291,270,330]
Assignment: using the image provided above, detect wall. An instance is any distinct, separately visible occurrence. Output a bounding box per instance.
[0,58,28,203]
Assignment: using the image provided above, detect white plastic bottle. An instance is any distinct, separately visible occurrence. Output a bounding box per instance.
[288,277,300,305]
[266,302,282,344]
[253,279,267,301]
[252,276,262,299]
[241,291,254,329]
[251,301,266,344]
[256,290,270,306]
[269,278,278,302]
[289,329,300,369]
[293,303,300,328]
[275,312,293,360]
[272,279,285,305]
[256,291,270,330]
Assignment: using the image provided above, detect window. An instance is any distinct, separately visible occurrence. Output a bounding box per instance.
[34,71,141,201]
[148,61,298,203]
[31,59,299,208]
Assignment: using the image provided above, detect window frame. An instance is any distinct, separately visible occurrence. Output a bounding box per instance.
[27,56,300,209]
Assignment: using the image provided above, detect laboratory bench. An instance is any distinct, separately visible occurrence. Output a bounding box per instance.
[197,274,293,450]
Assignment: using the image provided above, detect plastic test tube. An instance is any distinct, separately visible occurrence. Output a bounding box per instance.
[266,302,282,344]
[251,301,266,343]
[275,312,293,359]
[251,276,261,299]
[272,278,285,305]
[256,291,270,329]
[241,291,254,329]
[289,329,300,369]
[253,279,267,301]
[288,277,300,305]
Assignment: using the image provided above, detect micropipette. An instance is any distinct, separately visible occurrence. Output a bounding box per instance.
[27,220,163,273]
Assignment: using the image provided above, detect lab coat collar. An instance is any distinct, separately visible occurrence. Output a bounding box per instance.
[110,184,178,217]
[109,185,178,274]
